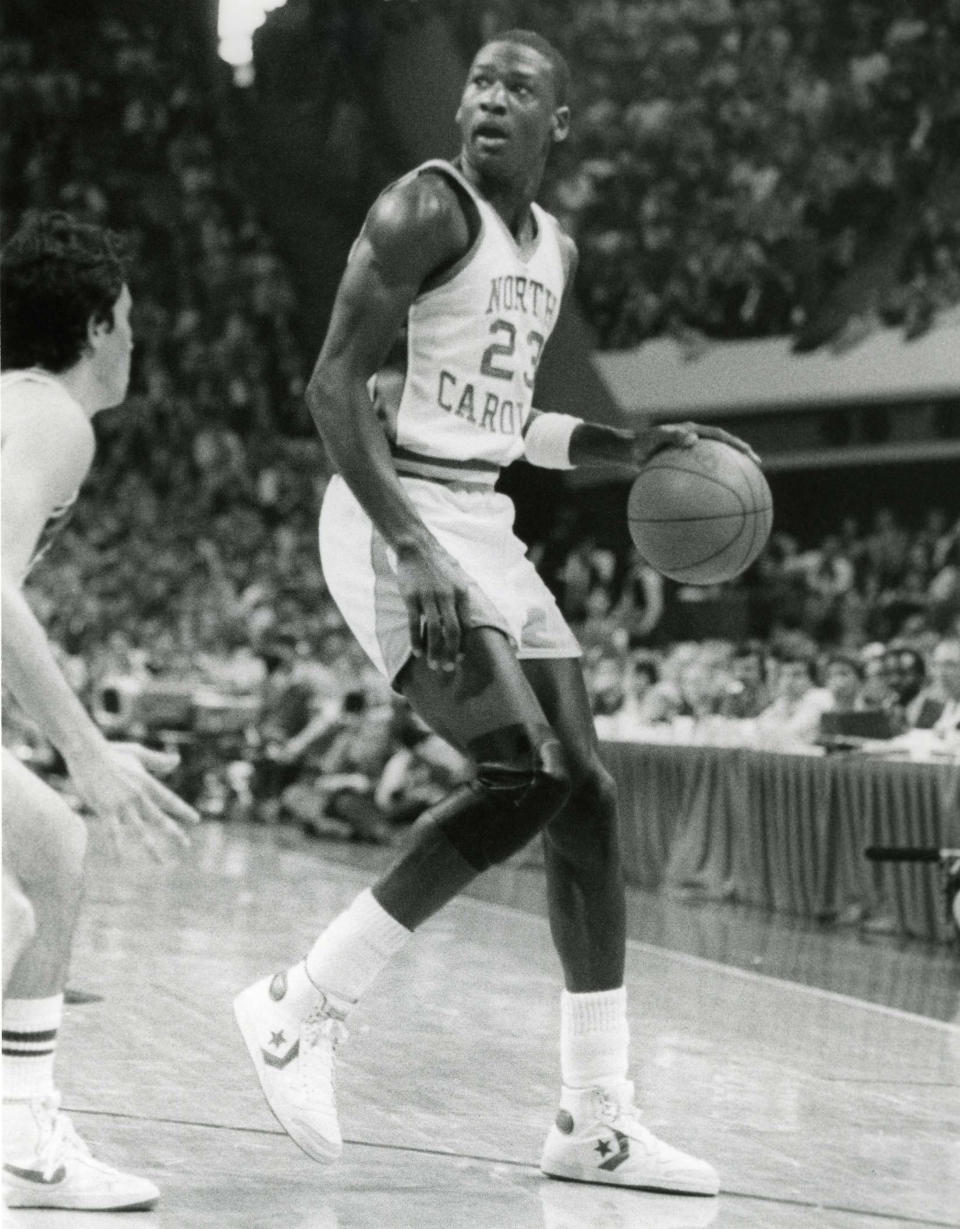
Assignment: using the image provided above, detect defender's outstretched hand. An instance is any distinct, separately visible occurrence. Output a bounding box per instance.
[631,421,761,468]
[66,741,200,861]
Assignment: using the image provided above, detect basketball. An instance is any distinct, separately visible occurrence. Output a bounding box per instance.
[627,439,772,585]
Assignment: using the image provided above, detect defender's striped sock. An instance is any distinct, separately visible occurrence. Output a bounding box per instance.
[3,994,61,1100]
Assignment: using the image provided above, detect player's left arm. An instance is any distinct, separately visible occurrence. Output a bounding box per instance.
[523,232,760,471]
[2,406,199,857]
[1,406,105,757]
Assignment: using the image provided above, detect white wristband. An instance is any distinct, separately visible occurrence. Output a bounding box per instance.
[523,412,582,470]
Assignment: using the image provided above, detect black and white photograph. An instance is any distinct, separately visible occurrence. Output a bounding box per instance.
[2,2,959,1226]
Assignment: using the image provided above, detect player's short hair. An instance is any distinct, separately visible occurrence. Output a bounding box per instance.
[1,211,130,373]
[485,28,570,106]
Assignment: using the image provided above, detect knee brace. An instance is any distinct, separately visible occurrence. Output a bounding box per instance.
[544,761,621,865]
[433,728,570,871]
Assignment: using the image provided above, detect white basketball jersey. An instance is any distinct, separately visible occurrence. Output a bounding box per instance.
[1,369,84,577]
[371,160,568,482]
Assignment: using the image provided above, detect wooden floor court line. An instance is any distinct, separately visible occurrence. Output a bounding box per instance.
[453,891,960,1033]
[317,845,958,1027]
[61,1105,959,1229]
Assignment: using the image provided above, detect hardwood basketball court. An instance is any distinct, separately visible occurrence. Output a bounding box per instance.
[8,823,958,1229]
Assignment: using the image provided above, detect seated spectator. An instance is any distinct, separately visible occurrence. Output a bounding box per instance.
[620,654,661,720]
[822,653,865,711]
[864,507,911,590]
[252,630,346,806]
[817,651,912,743]
[676,661,723,721]
[877,545,933,640]
[557,538,617,624]
[598,653,665,736]
[717,641,771,718]
[928,637,960,735]
[802,536,855,642]
[578,586,628,658]
[755,656,833,747]
[881,645,931,728]
[611,556,665,647]
[859,644,894,710]
[588,651,627,717]
[373,707,470,827]
[929,537,960,631]
[280,689,395,844]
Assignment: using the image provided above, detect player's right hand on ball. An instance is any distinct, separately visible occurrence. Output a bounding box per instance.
[66,740,200,862]
[396,541,472,673]
[632,422,760,466]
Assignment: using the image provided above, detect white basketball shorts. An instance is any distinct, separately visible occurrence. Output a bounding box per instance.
[319,473,581,682]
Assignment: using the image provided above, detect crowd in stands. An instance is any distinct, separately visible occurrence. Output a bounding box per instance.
[538,502,960,754]
[587,634,960,755]
[533,503,960,652]
[8,497,957,841]
[1,1,309,459]
[6,450,473,843]
[1,0,343,826]
[470,0,960,349]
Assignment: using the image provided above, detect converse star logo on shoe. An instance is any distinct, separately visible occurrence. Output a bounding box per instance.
[269,971,287,1001]
[262,1038,300,1069]
[269,1030,286,1048]
[4,1162,68,1185]
[597,1130,631,1172]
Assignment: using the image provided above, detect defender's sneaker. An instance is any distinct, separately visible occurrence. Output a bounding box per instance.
[540,1082,719,1196]
[233,970,348,1162]
[2,1093,159,1210]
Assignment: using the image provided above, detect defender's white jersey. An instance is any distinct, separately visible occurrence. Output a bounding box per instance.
[1,369,87,578]
[370,159,569,482]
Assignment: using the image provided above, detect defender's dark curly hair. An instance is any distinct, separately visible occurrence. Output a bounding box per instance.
[1,211,131,374]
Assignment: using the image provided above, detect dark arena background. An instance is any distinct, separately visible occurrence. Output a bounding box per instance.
[2,2,959,1227]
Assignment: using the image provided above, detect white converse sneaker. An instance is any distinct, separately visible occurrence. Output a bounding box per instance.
[233,970,349,1162]
[540,1082,719,1196]
[2,1093,160,1210]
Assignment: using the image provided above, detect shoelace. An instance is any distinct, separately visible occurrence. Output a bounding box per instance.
[592,1089,700,1177]
[300,1009,348,1100]
[595,1090,659,1146]
[595,1089,626,1125]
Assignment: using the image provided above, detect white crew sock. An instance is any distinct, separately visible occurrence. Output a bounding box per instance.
[2,994,62,1101]
[301,888,411,1008]
[560,987,630,1090]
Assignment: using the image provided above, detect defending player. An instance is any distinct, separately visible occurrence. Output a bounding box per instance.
[235,31,754,1194]
[2,211,200,1211]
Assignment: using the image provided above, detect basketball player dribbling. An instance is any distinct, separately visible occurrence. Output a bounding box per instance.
[236,30,755,1195]
[2,212,200,1212]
